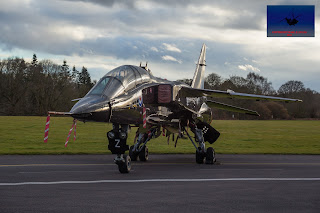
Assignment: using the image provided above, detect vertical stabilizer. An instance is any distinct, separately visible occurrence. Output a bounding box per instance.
[191,44,206,89]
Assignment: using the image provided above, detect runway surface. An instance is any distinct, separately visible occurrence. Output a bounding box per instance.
[0,154,319,212]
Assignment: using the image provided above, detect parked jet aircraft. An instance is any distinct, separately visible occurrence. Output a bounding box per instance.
[45,44,302,173]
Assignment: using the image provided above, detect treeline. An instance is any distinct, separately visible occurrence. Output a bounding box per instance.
[178,72,320,119]
[0,55,93,115]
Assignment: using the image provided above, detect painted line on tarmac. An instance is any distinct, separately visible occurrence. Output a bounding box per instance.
[18,170,104,174]
[0,163,114,167]
[0,178,320,186]
[224,162,320,165]
[200,168,284,171]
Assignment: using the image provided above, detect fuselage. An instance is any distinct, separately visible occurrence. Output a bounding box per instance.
[69,65,210,126]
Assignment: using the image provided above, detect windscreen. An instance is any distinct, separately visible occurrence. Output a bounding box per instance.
[88,77,110,95]
[86,65,151,98]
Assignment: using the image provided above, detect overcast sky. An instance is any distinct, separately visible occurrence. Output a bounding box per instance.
[1,0,320,91]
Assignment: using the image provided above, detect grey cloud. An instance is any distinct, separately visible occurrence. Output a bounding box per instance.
[0,0,319,91]
[198,13,264,31]
[224,14,264,30]
[61,0,135,8]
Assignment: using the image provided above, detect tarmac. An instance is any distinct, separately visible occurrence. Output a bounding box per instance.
[0,154,319,212]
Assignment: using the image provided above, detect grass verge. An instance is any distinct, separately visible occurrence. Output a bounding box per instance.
[0,116,319,154]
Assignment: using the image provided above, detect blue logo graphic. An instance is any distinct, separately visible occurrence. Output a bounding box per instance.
[138,96,143,107]
[267,5,315,37]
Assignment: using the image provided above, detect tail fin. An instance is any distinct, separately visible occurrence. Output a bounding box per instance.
[191,43,206,89]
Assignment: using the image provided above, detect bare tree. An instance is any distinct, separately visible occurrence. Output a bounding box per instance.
[205,73,222,89]
[177,79,192,86]
[246,72,275,95]
[278,80,305,94]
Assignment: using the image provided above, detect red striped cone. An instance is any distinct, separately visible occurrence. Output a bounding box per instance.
[73,120,77,141]
[65,121,75,147]
[143,106,146,128]
[44,115,50,143]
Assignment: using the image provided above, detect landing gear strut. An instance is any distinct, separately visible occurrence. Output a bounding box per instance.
[107,124,131,173]
[129,128,157,162]
[185,126,216,164]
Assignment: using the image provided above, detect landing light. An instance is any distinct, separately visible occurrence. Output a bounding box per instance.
[108,131,115,139]
[119,132,127,139]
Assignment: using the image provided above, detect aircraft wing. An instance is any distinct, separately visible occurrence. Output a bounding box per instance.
[206,100,260,116]
[178,86,302,102]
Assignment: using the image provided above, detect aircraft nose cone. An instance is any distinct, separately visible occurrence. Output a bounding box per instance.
[70,105,83,115]
[70,96,111,122]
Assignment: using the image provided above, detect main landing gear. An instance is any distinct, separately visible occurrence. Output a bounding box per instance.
[129,128,157,162]
[107,123,216,173]
[185,127,216,164]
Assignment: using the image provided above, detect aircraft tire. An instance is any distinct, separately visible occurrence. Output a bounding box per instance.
[129,146,138,161]
[139,146,149,162]
[118,154,131,173]
[205,147,215,164]
[196,148,204,164]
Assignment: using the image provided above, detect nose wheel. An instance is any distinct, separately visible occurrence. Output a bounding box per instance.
[115,154,131,173]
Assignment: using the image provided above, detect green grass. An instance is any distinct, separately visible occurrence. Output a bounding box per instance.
[0,116,319,154]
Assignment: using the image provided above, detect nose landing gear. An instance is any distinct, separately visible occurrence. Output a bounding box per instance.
[107,124,131,173]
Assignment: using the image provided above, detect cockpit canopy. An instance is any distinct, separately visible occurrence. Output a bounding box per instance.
[87,65,152,99]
